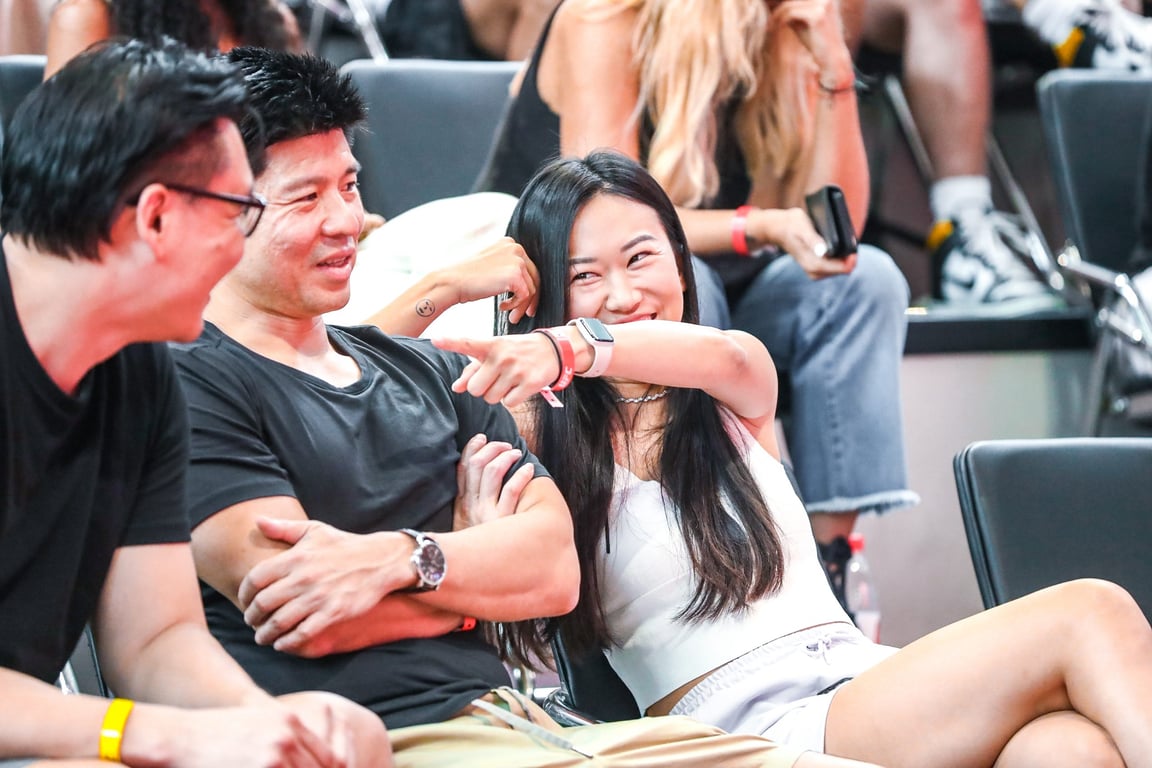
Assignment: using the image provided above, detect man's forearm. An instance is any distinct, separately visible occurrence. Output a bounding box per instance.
[271,594,466,658]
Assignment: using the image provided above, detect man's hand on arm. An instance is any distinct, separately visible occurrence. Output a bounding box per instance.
[192,497,465,657]
[237,519,457,653]
[453,433,536,531]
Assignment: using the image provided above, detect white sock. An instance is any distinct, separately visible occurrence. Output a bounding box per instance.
[1022,0,1094,47]
[930,176,993,223]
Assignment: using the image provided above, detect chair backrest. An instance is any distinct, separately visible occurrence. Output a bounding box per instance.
[340,58,520,219]
[1036,70,1152,273]
[549,634,641,723]
[0,54,45,135]
[57,625,109,697]
[954,438,1152,622]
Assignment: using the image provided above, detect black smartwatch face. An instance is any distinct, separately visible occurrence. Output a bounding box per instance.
[579,317,613,343]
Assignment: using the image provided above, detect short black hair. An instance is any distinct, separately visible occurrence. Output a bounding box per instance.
[0,37,254,261]
[226,47,366,176]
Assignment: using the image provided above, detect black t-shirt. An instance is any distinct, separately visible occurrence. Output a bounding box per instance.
[172,322,547,729]
[0,249,191,683]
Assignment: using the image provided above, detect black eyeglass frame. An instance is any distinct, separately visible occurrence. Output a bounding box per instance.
[127,182,267,237]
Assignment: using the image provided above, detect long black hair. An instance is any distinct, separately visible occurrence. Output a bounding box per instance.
[110,0,295,52]
[498,151,785,664]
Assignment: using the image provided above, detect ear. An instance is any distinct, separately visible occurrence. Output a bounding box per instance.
[133,183,173,260]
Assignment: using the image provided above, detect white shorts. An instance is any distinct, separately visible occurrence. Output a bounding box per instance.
[668,623,897,752]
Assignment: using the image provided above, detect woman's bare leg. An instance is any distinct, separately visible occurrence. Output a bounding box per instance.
[824,579,1152,767]
[994,711,1122,768]
[795,752,883,768]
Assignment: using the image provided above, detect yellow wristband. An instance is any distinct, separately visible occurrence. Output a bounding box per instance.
[99,698,134,762]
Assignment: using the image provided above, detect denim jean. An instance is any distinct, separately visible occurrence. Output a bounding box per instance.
[692,247,919,516]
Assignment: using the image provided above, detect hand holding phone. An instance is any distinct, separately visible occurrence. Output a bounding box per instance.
[804,185,857,260]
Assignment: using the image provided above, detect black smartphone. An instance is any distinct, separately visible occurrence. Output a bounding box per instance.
[804,185,857,259]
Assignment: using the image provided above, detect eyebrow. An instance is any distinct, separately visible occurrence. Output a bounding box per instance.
[276,163,362,197]
[569,233,659,266]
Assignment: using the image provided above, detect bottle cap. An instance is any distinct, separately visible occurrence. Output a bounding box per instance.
[848,532,865,554]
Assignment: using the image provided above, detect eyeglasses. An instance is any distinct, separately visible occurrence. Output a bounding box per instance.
[163,183,267,237]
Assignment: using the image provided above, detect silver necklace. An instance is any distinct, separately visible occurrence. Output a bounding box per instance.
[615,389,669,404]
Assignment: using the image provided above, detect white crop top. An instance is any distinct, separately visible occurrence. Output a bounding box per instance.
[599,412,851,711]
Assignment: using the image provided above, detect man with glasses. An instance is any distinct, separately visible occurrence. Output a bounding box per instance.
[171,46,862,768]
[0,38,389,766]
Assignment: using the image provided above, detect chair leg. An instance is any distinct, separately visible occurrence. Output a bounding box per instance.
[1082,329,1111,436]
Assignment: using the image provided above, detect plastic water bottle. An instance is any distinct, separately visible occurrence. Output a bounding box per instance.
[845,532,881,643]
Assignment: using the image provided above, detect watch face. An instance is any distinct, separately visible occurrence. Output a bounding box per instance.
[417,540,447,586]
[578,317,614,343]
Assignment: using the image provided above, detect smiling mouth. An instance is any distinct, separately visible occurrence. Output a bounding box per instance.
[317,253,353,269]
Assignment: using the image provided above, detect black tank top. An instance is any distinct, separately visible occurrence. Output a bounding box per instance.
[476,4,751,209]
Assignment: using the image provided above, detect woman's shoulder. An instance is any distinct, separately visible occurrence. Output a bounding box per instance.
[551,0,639,42]
[49,0,112,29]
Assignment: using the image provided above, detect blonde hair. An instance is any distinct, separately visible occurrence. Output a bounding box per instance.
[603,0,816,208]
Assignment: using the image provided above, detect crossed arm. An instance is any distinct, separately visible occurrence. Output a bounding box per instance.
[190,451,577,659]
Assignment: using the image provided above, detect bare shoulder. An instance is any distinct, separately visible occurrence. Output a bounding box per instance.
[540,0,640,121]
[49,0,111,30]
[46,0,113,77]
[550,0,638,45]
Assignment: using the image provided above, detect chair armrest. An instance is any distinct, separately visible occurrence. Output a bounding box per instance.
[540,689,601,727]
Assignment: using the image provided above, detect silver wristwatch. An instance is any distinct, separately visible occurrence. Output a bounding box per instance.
[399,528,446,591]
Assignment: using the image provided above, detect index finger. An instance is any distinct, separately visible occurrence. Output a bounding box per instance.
[432,336,493,360]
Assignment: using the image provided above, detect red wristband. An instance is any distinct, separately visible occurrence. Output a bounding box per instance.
[731,205,753,256]
[533,328,575,391]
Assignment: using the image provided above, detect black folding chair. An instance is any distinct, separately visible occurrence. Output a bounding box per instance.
[954,437,1152,622]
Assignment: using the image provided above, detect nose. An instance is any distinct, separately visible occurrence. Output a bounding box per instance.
[603,270,642,315]
[320,188,365,239]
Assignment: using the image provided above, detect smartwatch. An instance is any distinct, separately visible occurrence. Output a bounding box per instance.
[399,529,446,591]
[568,317,615,378]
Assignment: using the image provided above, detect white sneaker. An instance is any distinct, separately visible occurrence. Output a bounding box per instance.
[931,209,1062,309]
[1064,0,1152,71]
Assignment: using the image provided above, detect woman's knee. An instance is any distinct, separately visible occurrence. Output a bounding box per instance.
[844,246,909,316]
[1039,579,1147,641]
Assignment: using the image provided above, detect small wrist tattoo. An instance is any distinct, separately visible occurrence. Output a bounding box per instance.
[416,299,435,317]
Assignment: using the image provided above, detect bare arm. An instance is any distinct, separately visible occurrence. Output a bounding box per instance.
[192,496,466,655]
[0,543,388,766]
[434,320,782,457]
[44,0,112,79]
[192,476,578,656]
[776,0,870,232]
[364,238,539,336]
[543,0,852,278]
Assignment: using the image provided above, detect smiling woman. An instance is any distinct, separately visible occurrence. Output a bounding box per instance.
[434,150,1152,768]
